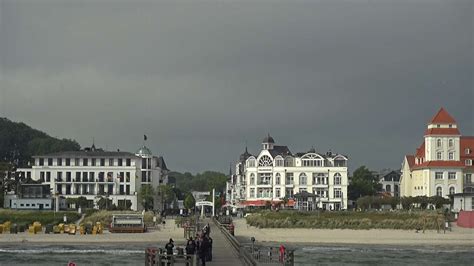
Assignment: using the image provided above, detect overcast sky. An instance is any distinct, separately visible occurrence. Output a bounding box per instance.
[1,0,473,174]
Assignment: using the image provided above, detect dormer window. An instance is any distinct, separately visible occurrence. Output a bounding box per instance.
[466,148,471,155]
[449,124,452,128]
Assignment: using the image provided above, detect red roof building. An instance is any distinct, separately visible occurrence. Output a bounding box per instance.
[401,108,473,200]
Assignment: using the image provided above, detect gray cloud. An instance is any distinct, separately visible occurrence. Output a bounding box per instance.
[1,0,473,173]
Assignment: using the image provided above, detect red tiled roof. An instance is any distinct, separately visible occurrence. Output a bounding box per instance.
[415,142,425,158]
[424,128,461,136]
[429,107,457,124]
[406,155,415,169]
[412,160,465,169]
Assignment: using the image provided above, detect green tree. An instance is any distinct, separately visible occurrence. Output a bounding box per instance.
[97,197,113,210]
[348,166,381,200]
[139,184,155,210]
[159,184,176,208]
[184,193,196,210]
[76,196,89,209]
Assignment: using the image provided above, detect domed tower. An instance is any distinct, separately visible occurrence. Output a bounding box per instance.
[262,133,275,150]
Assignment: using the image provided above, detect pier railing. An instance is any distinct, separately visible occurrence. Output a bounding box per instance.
[212,217,294,266]
[145,247,198,266]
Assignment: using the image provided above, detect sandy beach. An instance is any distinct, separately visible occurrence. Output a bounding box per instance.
[0,219,186,245]
[233,218,474,246]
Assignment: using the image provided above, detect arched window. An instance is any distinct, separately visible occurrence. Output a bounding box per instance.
[299,173,307,185]
[436,187,442,197]
[250,173,255,185]
[258,155,273,167]
[275,173,281,185]
[448,139,453,147]
[386,184,391,192]
[275,156,284,167]
[334,173,341,185]
[437,139,442,147]
[248,158,256,167]
[284,157,294,167]
[449,187,455,195]
[394,185,399,192]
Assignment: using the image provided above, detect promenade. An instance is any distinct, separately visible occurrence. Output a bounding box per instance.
[206,220,243,266]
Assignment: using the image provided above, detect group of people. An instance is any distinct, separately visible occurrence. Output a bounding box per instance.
[185,223,213,265]
[162,223,213,265]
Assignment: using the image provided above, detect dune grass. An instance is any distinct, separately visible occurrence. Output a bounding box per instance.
[0,209,81,225]
[245,210,447,230]
[82,210,156,226]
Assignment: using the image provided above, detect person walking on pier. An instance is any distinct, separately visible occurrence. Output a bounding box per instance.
[199,234,210,266]
[185,237,196,266]
[206,236,213,262]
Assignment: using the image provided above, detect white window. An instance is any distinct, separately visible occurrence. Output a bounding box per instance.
[449,187,455,195]
[284,157,294,167]
[466,159,473,166]
[250,188,255,198]
[248,159,256,167]
[334,173,342,185]
[436,187,442,197]
[299,173,307,185]
[250,173,255,185]
[275,188,281,198]
[299,188,307,193]
[448,139,453,147]
[448,172,456,180]
[435,172,443,180]
[285,173,294,185]
[285,188,294,198]
[275,158,284,167]
[437,139,442,147]
[275,173,281,185]
[334,188,342,198]
[448,152,454,160]
[437,152,442,160]
[466,148,471,155]
[386,184,391,192]
[465,173,472,184]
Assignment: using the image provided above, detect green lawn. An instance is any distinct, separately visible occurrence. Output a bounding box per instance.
[245,210,448,230]
[0,209,81,225]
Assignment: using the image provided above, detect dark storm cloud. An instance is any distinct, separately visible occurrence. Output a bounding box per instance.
[1,0,472,173]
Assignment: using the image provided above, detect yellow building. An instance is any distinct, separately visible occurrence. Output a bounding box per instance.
[400,108,474,198]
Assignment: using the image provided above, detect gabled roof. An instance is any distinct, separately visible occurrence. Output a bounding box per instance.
[157,156,169,171]
[405,155,415,170]
[415,142,425,158]
[425,128,461,136]
[429,107,457,124]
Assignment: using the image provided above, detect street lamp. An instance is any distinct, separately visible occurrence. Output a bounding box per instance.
[460,198,463,211]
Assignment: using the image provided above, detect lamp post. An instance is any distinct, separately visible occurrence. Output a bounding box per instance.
[460,198,463,211]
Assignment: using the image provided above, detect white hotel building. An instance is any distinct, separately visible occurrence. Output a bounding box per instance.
[16,144,169,211]
[227,135,348,210]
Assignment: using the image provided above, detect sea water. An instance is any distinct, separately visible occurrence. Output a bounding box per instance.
[0,243,473,265]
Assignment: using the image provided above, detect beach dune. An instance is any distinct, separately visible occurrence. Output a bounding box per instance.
[233,218,474,246]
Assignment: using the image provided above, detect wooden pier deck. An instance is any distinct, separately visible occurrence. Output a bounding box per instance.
[206,220,244,266]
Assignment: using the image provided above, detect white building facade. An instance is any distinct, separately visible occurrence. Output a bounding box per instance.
[400,108,474,201]
[16,145,169,211]
[227,135,348,210]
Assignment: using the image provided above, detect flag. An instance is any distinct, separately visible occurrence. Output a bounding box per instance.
[144,135,148,141]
